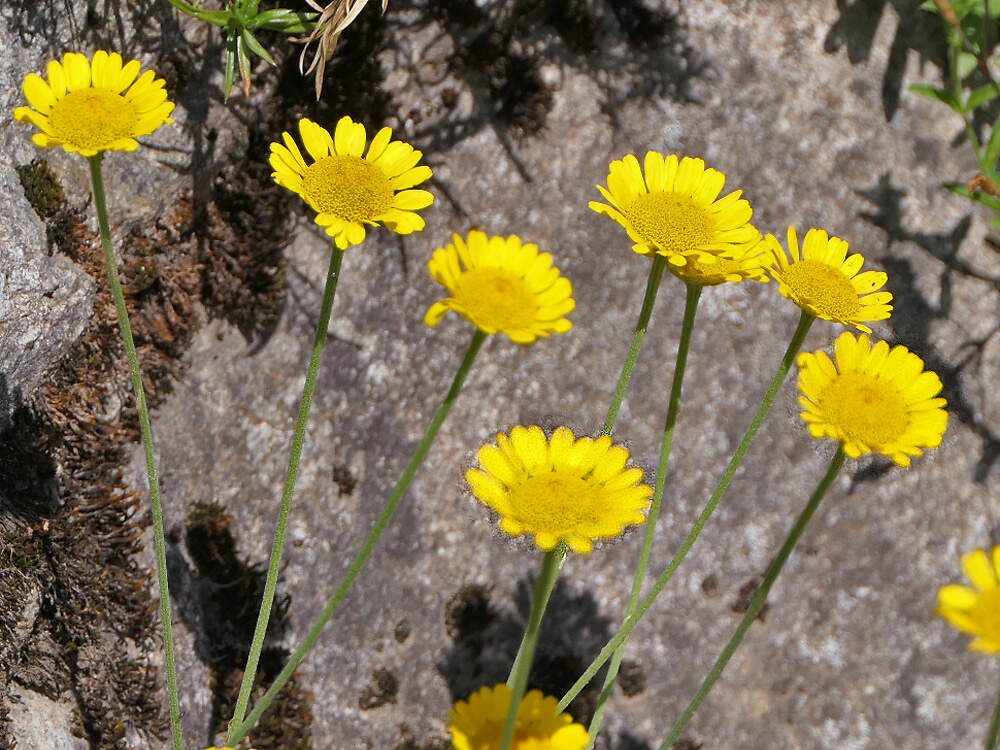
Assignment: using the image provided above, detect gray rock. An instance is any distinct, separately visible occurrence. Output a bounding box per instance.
[0,162,92,431]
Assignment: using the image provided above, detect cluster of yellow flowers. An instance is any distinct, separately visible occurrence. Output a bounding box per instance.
[14,48,986,750]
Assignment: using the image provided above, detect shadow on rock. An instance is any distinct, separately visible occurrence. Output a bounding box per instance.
[436,574,652,748]
[168,501,313,749]
[824,0,947,120]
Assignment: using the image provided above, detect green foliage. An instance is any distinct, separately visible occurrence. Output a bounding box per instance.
[161,0,316,99]
[914,0,1000,217]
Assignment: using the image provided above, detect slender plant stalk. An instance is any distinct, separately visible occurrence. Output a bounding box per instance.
[587,282,701,747]
[229,329,488,744]
[658,448,847,749]
[603,256,667,434]
[227,245,345,739]
[88,155,183,750]
[559,310,815,712]
[987,670,1000,750]
[499,547,567,750]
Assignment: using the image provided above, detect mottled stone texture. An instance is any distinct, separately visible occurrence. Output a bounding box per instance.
[3,1,999,749]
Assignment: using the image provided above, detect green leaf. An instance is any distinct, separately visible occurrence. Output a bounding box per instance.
[241,28,275,66]
[251,8,317,33]
[909,82,962,111]
[224,32,237,101]
[944,180,1000,210]
[966,83,1000,110]
[236,34,252,96]
[957,50,979,79]
[985,121,1000,167]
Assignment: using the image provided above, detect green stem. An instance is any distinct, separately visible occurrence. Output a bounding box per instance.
[587,282,701,747]
[558,311,815,712]
[229,329,487,744]
[658,448,847,749]
[500,547,566,750]
[602,256,667,435]
[987,670,1000,750]
[227,245,345,741]
[88,156,183,750]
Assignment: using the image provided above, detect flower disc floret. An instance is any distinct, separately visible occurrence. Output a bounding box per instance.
[424,231,575,344]
[449,683,589,750]
[269,115,434,249]
[589,151,761,268]
[765,227,893,333]
[14,51,175,156]
[937,547,1000,654]
[796,332,948,466]
[466,426,652,553]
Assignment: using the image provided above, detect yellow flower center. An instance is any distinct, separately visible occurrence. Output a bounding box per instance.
[508,474,601,533]
[624,192,715,255]
[452,268,538,332]
[48,88,138,151]
[781,260,860,320]
[302,155,394,222]
[969,588,1000,642]
[816,372,910,449]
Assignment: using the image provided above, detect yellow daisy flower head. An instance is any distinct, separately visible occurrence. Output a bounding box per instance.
[796,332,948,466]
[936,546,1000,654]
[14,50,175,156]
[449,683,589,750]
[667,239,771,286]
[424,231,575,344]
[765,227,893,333]
[465,426,652,554]
[588,151,761,268]
[269,115,434,250]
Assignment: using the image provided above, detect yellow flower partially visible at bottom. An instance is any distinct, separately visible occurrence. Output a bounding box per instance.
[796,332,948,466]
[466,426,652,553]
[269,115,433,249]
[424,231,575,344]
[14,50,175,156]
[936,547,1000,654]
[449,684,589,750]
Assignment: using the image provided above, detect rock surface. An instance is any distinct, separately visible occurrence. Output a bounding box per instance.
[2,1,999,749]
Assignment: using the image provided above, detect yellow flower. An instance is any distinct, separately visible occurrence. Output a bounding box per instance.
[466,426,652,554]
[14,50,175,156]
[269,115,433,249]
[588,152,761,269]
[666,241,770,286]
[765,227,893,333]
[449,683,589,750]
[936,547,1000,654]
[796,332,948,466]
[424,231,574,344]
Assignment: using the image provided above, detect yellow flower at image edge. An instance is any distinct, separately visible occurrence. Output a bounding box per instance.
[466,426,652,554]
[449,683,589,750]
[270,115,434,249]
[424,231,575,344]
[14,50,175,156]
[589,151,761,273]
[796,332,948,466]
[765,227,893,333]
[937,547,1000,653]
